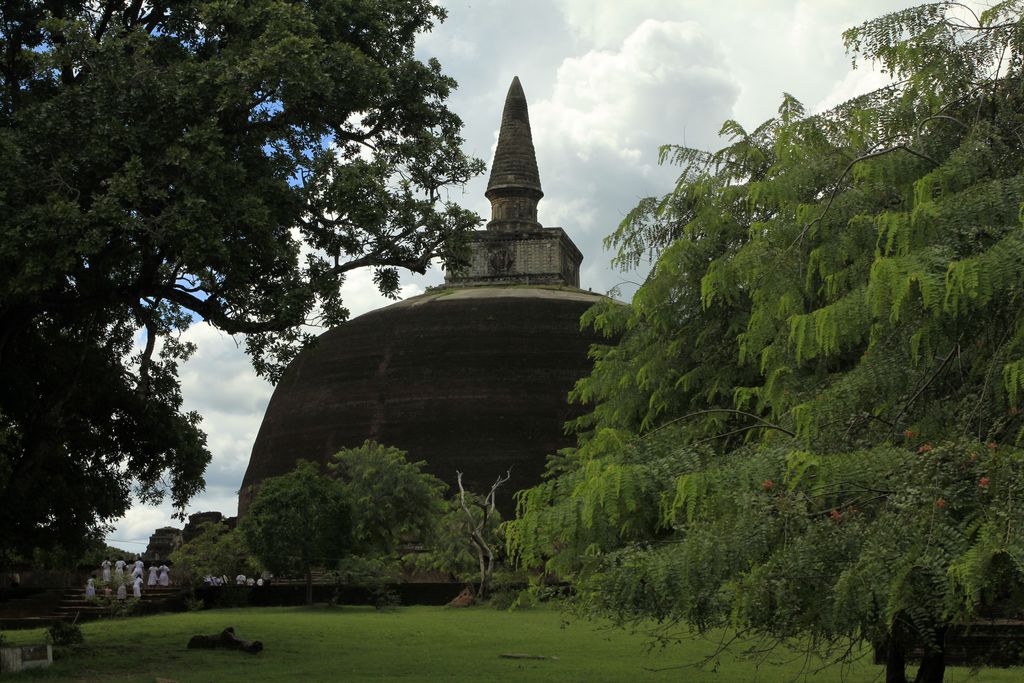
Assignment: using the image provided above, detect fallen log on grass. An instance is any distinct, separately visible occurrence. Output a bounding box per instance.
[186,627,263,654]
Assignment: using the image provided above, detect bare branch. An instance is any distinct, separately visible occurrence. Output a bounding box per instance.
[456,469,511,601]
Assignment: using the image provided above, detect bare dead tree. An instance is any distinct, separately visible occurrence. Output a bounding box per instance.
[455,468,512,601]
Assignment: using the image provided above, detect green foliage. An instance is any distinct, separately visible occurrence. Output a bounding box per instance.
[328,440,447,556]
[243,442,446,601]
[510,3,1024,679]
[169,522,258,586]
[0,0,483,556]
[87,592,141,619]
[184,594,205,612]
[407,495,496,582]
[241,460,350,602]
[47,622,83,646]
[331,554,399,596]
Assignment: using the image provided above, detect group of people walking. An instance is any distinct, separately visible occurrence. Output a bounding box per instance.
[85,558,171,600]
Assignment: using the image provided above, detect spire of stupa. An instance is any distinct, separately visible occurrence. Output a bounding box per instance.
[485,76,543,231]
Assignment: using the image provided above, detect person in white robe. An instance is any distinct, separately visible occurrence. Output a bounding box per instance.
[85,578,96,598]
[235,574,246,585]
[147,565,158,586]
[133,576,142,598]
[245,577,255,586]
[132,559,144,579]
[101,559,111,583]
[158,564,170,586]
[114,558,125,578]
[116,581,127,600]
[256,577,264,587]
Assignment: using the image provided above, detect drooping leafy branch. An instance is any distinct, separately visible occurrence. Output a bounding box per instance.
[509,3,1024,681]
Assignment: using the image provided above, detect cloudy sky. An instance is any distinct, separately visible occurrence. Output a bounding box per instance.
[108,0,943,550]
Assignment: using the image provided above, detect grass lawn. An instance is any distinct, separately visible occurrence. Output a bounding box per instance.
[3,605,1022,682]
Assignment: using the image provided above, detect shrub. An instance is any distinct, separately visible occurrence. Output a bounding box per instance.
[185,594,205,612]
[48,622,83,646]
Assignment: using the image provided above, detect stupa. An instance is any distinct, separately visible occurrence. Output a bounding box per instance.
[238,77,607,515]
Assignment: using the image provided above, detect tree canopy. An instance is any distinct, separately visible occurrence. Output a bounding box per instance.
[241,460,350,603]
[0,0,482,556]
[169,521,257,586]
[327,440,446,557]
[242,442,445,602]
[507,4,1024,682]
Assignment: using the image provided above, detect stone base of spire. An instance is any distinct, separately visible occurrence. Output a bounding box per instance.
[444,227,582,288]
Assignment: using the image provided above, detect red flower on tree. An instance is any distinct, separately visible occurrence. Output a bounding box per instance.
[935,498,946,509]
[830,509,842,522]
[980,477,991,488]
[917,443,933,453]
[761,479,775,491]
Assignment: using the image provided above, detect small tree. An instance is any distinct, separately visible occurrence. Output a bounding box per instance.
[328,441,446,557]
[241,461,350,604]
[243,443,446,604]
[170,522,258,586]
[455,470,509,601]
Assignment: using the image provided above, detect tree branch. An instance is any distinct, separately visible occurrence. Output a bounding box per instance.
[644,408,796,439]
[790,144,941,251]
[93,0,117,41]
[889,341,960,434]
[456,469,511,601]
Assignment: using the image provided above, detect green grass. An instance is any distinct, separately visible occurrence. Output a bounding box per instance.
[2,605,1022,682]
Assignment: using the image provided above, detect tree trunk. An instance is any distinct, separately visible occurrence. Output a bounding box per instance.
[477,548,488,601]
[884,635,908,683]
[914,629,947,683]
[305,568,313,605]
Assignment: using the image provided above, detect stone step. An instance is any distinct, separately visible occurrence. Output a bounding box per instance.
[60,590,179,600]
[47,586,186,622]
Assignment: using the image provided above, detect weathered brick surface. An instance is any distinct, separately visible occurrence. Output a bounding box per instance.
[444,228,582,288]
[485,75,543,227]
[239,288,608,517]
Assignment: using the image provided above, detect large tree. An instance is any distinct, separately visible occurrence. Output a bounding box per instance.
[507,4,1024,682]
[0,0,482,556]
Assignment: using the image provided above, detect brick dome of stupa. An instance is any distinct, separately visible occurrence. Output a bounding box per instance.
[238,78,606,515]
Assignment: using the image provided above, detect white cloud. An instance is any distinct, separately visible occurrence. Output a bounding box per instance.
[534,20,738,163]
[814,63,894,114]
[522,19,739,296]
[338,267,435,319]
